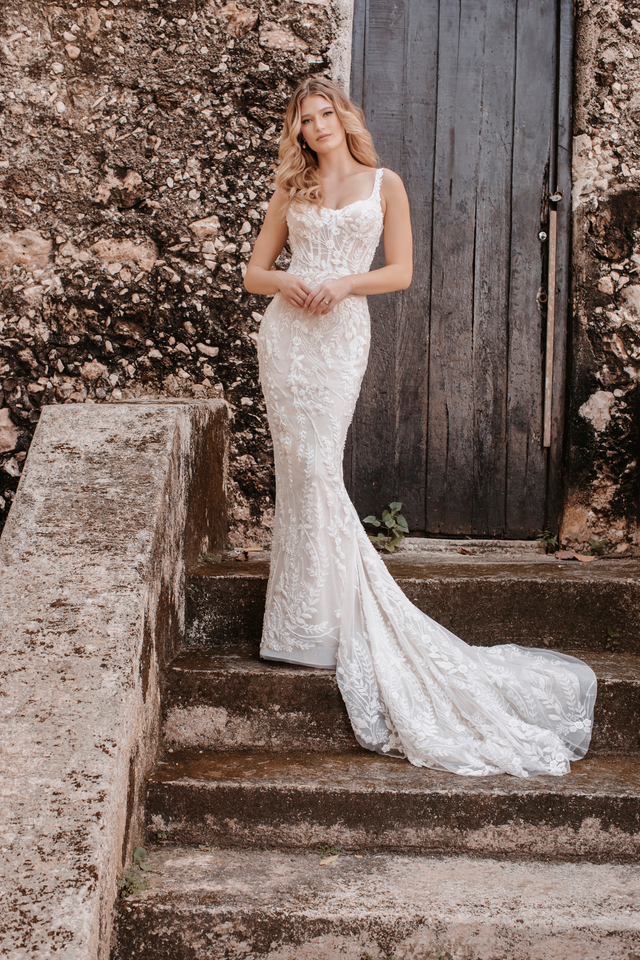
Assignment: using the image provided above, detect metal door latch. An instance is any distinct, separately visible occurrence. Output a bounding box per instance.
[548,190,563,203]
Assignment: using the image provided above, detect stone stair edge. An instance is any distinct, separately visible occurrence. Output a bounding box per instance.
[185,560,640,652]
[148,749,640,796]
[145,750,640,863]
[160,645,639,757]
[112,846,640,960]
[188,555,640,579]
[192,536,639,558]
[167,644,640,680]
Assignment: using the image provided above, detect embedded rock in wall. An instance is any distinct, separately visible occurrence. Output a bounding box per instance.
[578,389,616,434]
[563,0,640,551]
[0,229,54,270]
[0,0,337,543]
[0,408,20,455]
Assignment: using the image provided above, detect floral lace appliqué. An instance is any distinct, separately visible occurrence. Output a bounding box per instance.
[257,168,597,775]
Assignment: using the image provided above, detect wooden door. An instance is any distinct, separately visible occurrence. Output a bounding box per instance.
[345,0,572,537]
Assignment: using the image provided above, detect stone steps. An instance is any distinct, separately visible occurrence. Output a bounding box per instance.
[186,556,640,653]
[146,749,640,863]
[111,545,640,958]
[162,647,640,756]
[112,846,640,960]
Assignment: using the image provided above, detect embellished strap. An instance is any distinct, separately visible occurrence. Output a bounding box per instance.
[373,167,384,200]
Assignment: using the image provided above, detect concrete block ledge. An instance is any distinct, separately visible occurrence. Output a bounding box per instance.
[0,400,228,960]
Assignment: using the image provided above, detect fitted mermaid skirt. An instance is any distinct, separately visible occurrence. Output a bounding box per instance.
[257,169,596,777]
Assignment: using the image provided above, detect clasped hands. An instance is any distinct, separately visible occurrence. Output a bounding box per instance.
[277,273,352,316]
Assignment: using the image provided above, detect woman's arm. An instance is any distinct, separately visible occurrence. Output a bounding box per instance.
[243,188,313,308]
[304,169,413,315]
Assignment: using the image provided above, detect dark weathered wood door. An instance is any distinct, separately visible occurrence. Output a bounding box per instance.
[345,0,572,537]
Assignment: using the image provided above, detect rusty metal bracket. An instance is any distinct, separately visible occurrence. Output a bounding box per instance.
[542,189,563,447]
[543,204,559,448]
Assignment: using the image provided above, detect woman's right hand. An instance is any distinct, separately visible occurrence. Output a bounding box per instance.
[276,272,313,308]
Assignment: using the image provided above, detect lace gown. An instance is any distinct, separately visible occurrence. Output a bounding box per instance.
[257,168,597,777]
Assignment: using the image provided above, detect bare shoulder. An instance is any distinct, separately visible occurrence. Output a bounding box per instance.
[267,186,288,210]
[379,168,409,218]
[261,186,290,228]
[379,168,407,195]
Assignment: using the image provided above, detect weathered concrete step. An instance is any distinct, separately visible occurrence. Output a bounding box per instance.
[146,750,640,863]
[162,647,640,757]
[186,556,640,653]
[113,846,640,960]
[162,648,360,753]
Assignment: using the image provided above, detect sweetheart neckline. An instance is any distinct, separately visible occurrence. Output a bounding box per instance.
[320,168,382,214]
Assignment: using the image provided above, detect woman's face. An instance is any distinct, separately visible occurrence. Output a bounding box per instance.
[299,94,345,153]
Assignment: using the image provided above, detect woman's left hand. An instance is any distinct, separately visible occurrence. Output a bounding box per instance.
[303,276,353,316]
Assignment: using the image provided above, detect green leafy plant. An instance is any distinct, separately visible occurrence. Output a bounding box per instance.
[536,529,558,554]
[153,830,168,841]
[117,847,152,899]
[605,626,620,652]
[363,502,409,553]
[589,538,608,556]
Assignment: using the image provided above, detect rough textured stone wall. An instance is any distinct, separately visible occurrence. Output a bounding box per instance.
[0,0,343,544]
[4,0,640,550]
[563,0,640,550]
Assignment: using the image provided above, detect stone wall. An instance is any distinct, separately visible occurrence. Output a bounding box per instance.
[2,0,640,550]
[0,0,347,545]
[563,0,640,550]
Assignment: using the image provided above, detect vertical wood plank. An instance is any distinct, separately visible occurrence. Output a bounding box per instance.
[349,0,366,105]
[347,0,408,519]
[347,0,438,528]
[469,0,517,535]
[426,0,488,533]
[505,0,556,536]
[392,0,438,530]
[343,0,367,494]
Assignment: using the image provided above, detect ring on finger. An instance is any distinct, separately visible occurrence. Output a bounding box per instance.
[324,298,330,305]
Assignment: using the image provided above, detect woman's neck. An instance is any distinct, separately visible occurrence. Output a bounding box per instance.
[315,142,363,181]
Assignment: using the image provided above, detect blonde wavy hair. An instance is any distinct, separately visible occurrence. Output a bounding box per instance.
[275,77,378,209]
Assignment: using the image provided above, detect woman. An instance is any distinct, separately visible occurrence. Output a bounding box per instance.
[244,77,596,777]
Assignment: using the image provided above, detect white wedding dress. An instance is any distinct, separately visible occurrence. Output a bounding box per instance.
[257,168,597,777]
